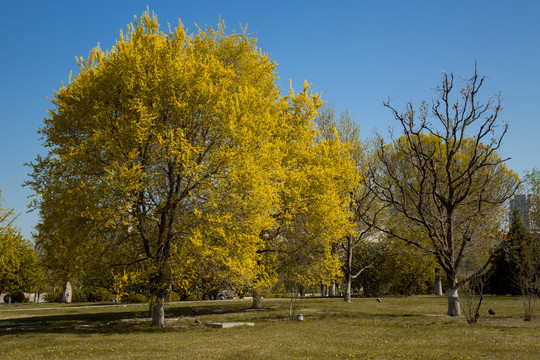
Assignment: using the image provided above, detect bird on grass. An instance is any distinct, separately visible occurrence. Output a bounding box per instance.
[376,298,382,303]
[488,309,495,315]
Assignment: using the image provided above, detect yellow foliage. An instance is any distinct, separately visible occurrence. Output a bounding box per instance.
[28,10,357,302]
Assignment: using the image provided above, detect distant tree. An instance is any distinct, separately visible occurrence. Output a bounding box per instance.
[351,239,436,297]
[315,104,384,302]
[523,168,539,230]
[0,191,43,301]
[487,215,521,295]
[505,209,540,320]
[362,67,519,316]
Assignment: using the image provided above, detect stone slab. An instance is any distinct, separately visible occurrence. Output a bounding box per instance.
[206,322,255,329]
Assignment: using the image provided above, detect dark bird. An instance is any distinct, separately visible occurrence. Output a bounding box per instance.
[194,319,201,324]
[488,309,495,315]
[376,298,382,303]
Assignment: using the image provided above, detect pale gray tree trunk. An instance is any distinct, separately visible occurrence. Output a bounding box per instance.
[435,276,443,296]
[60,281,72,303]
[344,278,352,302]
[344,238,353,302]
[446,288,461,316]
[151,297,165,327]
[252,289,262,309]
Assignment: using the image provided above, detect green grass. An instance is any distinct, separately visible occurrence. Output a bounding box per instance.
[0,296,538,359]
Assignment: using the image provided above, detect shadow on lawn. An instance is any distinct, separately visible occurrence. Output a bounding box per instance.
[0,302,260,335]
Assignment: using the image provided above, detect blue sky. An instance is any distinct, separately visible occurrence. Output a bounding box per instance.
[1,0,539,240]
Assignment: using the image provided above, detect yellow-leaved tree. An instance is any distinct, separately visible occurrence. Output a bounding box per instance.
[27,11,335,326]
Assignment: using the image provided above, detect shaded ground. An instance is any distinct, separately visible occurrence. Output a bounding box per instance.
[1,296,538,359]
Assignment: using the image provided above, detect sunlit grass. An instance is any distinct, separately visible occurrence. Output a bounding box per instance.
[1,296,538,359]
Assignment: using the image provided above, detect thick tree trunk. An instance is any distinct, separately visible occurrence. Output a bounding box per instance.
[446,288,461,316]
[151,297,165,327]
[252,289,262,309]
[60,281,72,303]
[434,276,443,296]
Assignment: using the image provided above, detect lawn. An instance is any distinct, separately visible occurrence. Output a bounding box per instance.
[0,296,538,359]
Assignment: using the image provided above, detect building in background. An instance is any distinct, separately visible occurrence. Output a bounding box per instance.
[510,194,536,231]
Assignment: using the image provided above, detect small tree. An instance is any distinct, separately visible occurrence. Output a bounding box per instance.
[461,273,488,324]
[0,191,44,301]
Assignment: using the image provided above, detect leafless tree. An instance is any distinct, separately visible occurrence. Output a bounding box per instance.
[362,66,519,316]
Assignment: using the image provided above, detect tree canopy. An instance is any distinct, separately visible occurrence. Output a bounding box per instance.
[27,11,351,325]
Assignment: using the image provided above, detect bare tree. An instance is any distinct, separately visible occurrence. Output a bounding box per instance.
[363,66,519,316]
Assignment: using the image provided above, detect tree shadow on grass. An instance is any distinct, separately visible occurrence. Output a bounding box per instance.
[0,302,262,336]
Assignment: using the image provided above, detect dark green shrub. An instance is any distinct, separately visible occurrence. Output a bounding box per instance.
[44,289,63,302]
[3,291,29,303]
[71,290,85,302]
[84,287,113,302]
[121,293,148,303]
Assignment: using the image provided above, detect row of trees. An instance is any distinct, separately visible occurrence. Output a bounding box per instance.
[18,11,528,326]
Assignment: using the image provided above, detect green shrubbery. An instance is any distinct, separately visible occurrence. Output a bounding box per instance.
[3,291,29,303]
[44,287,114,303]
[120,293,148,303]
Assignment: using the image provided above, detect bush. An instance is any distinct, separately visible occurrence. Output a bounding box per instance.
[44,289,63,302]
[3,291,29,303]
[84,287,113,302]
[121,293,148,303]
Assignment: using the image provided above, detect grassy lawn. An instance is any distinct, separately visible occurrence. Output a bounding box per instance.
[0,296,538,359]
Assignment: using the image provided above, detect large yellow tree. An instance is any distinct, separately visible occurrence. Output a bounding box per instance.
[28,11,328,326]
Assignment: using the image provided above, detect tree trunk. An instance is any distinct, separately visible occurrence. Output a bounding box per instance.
[446,288,461,316]
[151,297,165,327]
[288,291,294,319]
[344,241,353,302]
[60,281,72,303]
[252,289,262,309]
[328,282,336,297]
[434,276,443,296]
[149,297,154,317]
[344,274,352,302]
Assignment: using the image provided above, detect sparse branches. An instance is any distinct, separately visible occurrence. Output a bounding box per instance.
[461,273,488,324]
[363,67,519,316]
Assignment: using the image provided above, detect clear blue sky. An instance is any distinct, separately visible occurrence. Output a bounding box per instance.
[1,0,539,240]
